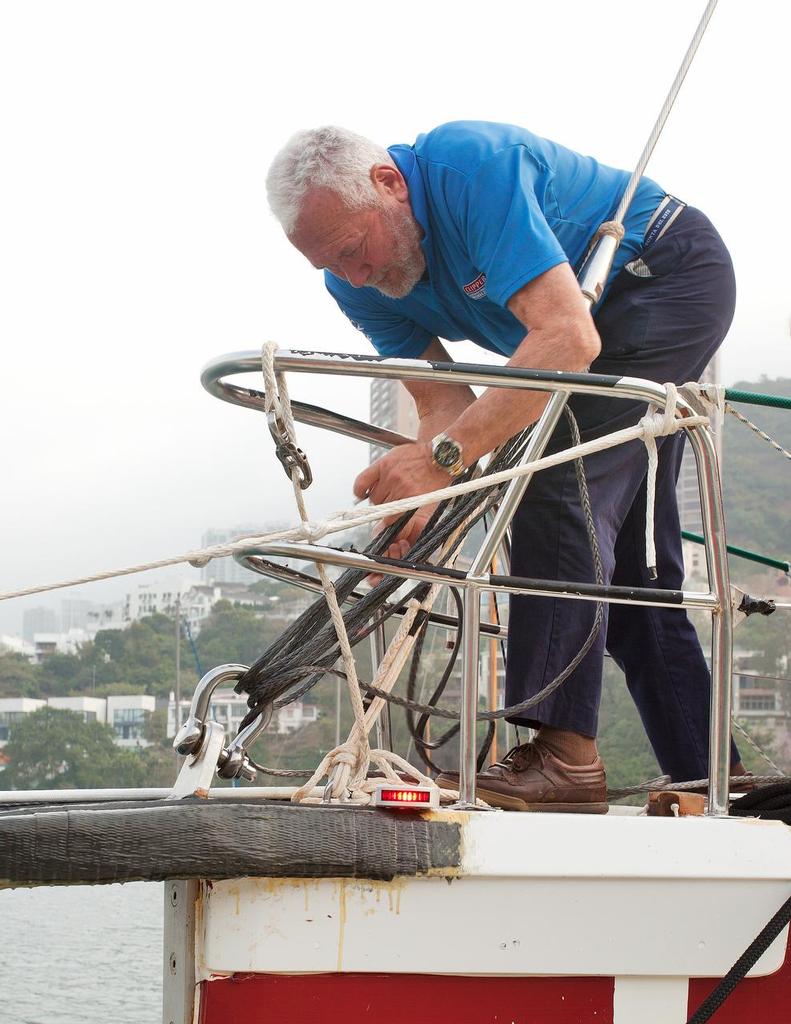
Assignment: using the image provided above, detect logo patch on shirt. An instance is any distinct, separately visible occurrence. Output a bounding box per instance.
[462,272,487,300]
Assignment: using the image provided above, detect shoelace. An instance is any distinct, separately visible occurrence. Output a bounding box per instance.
[490,742,539,773]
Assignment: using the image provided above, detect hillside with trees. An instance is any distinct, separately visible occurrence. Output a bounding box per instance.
[721,376,791,563]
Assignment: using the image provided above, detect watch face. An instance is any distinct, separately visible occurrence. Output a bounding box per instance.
[434,439,461,468]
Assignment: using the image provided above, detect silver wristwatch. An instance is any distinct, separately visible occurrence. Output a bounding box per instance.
[431,433,465,478]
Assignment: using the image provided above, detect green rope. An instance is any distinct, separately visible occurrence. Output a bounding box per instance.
[681,531,790,574]
[724,389,791,411]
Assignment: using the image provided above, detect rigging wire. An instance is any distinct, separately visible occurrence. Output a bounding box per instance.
[237,409,605,772]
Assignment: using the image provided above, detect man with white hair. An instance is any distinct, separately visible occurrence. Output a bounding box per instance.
[266,121,743,812]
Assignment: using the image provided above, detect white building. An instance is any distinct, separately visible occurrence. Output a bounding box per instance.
[107,694,156,747]
[122,579,268,636]
[167,689,319,740]
[732,643,787,723]
[124,580,194,624]
[369,379,419,462]
[32,629,90,662]
[0,635,34,657]
[0,698,46,744]
[47,696,107,723]
[0,695,157,748]
[276,702,319,734]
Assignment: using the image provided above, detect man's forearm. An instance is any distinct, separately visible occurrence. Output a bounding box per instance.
[445,322,600,465]
[413,387,476,442]
[437,263,600,465]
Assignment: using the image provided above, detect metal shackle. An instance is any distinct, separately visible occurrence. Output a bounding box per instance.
[172,663,250,756]
[216,704,274,781]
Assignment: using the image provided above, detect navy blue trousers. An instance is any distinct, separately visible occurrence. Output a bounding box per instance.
[504,207,738,782]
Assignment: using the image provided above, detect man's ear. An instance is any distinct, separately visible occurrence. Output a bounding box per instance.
[371,164,409,203]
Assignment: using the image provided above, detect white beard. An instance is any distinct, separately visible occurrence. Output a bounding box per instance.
[370,208,426,299]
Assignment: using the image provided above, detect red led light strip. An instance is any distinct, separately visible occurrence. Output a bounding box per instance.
[379,789,431,803]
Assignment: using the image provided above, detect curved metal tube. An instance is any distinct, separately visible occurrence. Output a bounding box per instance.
[201,349,694,418]
[237,553,508,639]
[217,708,273,781]
[200,353,413,449]
[173,663,249,756]
[235,541,717,611]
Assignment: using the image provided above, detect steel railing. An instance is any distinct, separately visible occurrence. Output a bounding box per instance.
[201,349,734,816]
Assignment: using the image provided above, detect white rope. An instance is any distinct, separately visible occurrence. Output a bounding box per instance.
[0,385,708,604]
[261,342,472,805]
[639,382,682,577]
[292,595,433,803]
[262,342,374,802]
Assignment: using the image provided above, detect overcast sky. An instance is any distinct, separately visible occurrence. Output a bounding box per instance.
[1,0,789,634]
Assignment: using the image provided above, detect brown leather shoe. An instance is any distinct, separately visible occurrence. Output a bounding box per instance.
[436,740,608,813]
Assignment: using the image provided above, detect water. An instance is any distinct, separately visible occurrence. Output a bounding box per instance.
[0,883,163,1024]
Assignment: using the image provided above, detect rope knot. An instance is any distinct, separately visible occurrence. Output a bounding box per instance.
[332,749,358,768]
[595,220,626,242]
[295,519,329,544]
[638,381,679,441]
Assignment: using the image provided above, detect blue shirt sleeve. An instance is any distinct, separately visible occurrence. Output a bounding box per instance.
[324,272,433,358]
[455,144,569,308]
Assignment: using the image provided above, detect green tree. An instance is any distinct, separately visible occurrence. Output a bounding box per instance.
[722,376,791,560]
[196,600,278,668]
[597,660,661,790]
[136,708,181,787]
[143,707,169,747]
[0,652,41,698]
[2,707,149,790]
[37,652,89,696]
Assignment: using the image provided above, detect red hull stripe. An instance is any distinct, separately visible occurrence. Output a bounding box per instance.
[199,973,614,1024]
[199,935,791,1024]
[688,932,791,1022]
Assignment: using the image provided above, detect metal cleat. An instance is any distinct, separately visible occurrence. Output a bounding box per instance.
[267,407,313,488]
[168,720,227,799]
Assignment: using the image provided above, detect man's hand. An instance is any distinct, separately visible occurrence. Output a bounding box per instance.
[354,443,450,581]
[354,441,451,512]
[352,337,471,580]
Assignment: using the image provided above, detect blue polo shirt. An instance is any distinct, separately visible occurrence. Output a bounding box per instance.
[324,120,666,359]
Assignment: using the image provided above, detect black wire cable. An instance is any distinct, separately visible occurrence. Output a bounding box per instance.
[236,410,602,767]
[332,407,605,729]
[686,891,791,1023]
[406,588,463,774]
[236,431,531,730]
